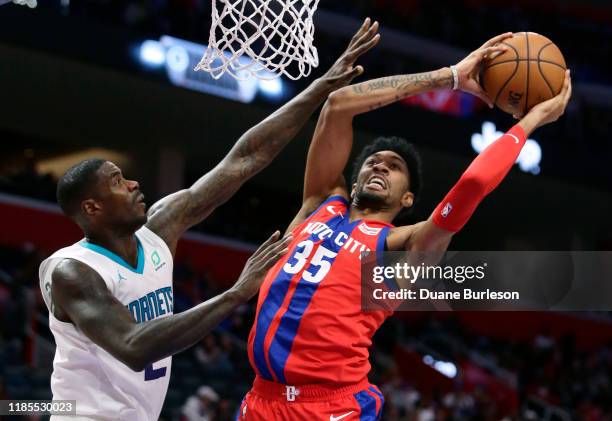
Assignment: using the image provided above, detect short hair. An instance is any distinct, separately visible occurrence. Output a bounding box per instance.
[350,137,423,218]
[57,159,106,217]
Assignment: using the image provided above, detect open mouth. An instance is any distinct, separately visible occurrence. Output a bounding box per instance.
[365,175,387,191]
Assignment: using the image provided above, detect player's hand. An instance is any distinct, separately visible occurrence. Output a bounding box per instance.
[321,17,381,88]
[454,32,513,107]
[230,231,292,302]
[517,70,572,132]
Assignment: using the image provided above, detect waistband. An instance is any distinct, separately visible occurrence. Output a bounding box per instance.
[251,376,371,402]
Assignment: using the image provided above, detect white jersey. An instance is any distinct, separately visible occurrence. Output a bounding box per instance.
[39,226,174,421]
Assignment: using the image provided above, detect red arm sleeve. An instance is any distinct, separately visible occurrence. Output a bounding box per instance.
[432,124,527,232]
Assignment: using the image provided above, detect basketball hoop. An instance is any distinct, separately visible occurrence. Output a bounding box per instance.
[195,0,321,80]
[0,0,37,7]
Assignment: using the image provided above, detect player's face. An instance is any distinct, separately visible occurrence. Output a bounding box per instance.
[91,162,147,231]
[352,151,413,212]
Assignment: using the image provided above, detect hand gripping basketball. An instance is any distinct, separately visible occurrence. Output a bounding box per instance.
[519,70,572,129]
[453,32,514,107]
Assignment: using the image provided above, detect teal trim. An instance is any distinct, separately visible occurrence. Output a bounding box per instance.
[80,238,145,274]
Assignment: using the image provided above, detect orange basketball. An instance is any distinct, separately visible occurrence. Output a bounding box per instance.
[482,32,566,116]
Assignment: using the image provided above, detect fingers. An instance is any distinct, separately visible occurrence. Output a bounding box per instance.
[481,32,514,48]
[473,88,494,108]
[348,33,381,61]
[561,69,571,97]
[258,234,293,270]
[254,232,292,262]
[348,17,372,48]
[343,65,365,80]
[328,64,364,84]
[252,230,281,256]
[262,247,290,270]
[561,70,572,111]
[480,45,508,60]
[348,21,380,56]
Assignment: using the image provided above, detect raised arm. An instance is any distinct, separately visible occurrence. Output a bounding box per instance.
[388,70,573,252]
[51,232,291,372]
[295,33,512,225]
[146,19,380,254]
[300,68,453,209]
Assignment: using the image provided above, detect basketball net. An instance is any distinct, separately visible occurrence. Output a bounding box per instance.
[0,0,37,7]
[195,0,321,80]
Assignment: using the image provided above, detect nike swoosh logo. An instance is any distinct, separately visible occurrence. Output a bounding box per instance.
[330,411,354,421]
[508,134,520,144]
[327,206,344,217]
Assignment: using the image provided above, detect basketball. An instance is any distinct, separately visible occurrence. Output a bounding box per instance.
[482,32,566,116]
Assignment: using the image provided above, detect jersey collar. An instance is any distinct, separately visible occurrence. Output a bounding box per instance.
[80,237,145,274]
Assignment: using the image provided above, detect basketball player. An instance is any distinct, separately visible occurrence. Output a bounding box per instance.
[38,20,381,420]
[240,32,572,420]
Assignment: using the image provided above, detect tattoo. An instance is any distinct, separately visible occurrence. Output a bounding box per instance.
[352,70,453,99]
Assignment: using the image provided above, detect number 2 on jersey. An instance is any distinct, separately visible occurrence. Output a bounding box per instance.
[282,240,337,284]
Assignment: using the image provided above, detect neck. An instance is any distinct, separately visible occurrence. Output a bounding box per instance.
[84,228,139,267]
[349,202,396,224]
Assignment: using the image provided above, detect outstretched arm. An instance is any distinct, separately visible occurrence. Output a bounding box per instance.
[292,32,512,229]
[51,232,291,372]
[388,70,573,252]
[146,19,380,254]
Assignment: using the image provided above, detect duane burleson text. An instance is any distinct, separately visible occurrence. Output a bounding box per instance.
[372,288,520,300]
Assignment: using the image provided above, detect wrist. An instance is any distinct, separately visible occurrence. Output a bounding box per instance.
[517,111,543,137]
[448,65,459,90]
[224,287,249,306]
[312,76,337,96]
[437,67,454,90]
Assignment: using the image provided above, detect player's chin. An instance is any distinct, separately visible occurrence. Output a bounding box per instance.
[134,211,148,227]
[356,188,387,204]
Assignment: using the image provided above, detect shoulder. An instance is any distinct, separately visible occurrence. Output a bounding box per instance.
[51,258,108,322]
[305,194,350,219]
[388,220,454,252]
[52,258,107,295]
[386,222,425,251]
[145,189,191,255]
[137,225,173,258]
[286,192,350,234]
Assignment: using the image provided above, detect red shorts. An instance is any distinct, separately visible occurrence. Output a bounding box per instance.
[236,376,385,421]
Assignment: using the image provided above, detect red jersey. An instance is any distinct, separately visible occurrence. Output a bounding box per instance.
[247,195,393,386]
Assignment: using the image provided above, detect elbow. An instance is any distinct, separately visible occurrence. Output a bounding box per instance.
[325,89,353,116]
[120,349,148,372]
[457,172,488,199]
[126,360,146,373]
[120,335,150,372]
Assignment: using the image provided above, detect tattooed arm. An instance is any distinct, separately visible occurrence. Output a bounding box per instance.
[146,19,380,254]
[336,68,454,115]
[290,32,513,230]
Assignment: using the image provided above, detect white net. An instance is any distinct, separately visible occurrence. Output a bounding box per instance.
[195,0,321,80]
[0,0,37,6]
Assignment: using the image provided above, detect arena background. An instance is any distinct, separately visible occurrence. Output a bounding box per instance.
[0,0,611,419]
